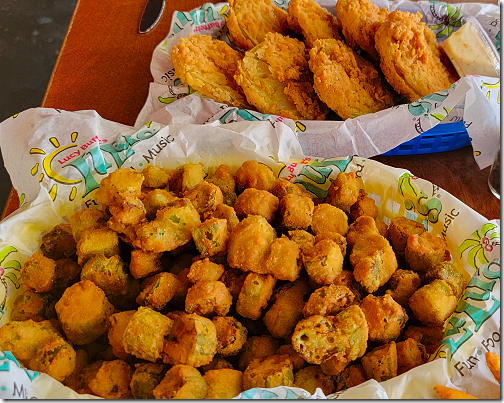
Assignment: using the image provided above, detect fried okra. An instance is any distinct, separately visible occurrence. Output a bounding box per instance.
[360,294,408,343]
[335,364,367,392]
[153,364,208,399]
[388,216,426,257]
[278,193,314,230]
[219,268,248,301]
[163,311,217,367]
[346,214,382,248]
[288,229,316,251]
[55,280,115,345]
[234,188,279,222]
[19,253,58,293]
[185,280,233,317]
[276,344,306,370]
[203,203,240,233]
[169,163,206,195]
[212,316,248,356]
[237,335,280,371]
[263,278,311,338]
[243,354,294,390]
[76,227,120,265]
[273,178,311,199]
[396,338,428,375]
[130,362,169,399]
[265,235,302,281]
[294,365,335,395]
[80,253,132,297]
[314,231,347,257]
[129,249,163,279]
[40,223,77,260]
[236,272,277,320]
[408,279,458,326]
[123,306,174,362]
[11,289,56,322]
[141,165,174,189]
[311,203,349,236]
[68,208,108,242]
[301,239,344,284]
[206,164,238,206]
[108,310,136,361]
[402,324,445,355]
[227,215,276,274]
[188,258,226,283]
[234,160,278,192]
[191,218,229,257]
[136,272,184,311]
[349,189,378,222]
[361,341,397,382]
[385,269,422,307]
[142,188,178,220]
[204,368,244,399]
[326,172,360,213]
[62,347,89,391]
[302,284,354,318]
[425,261,467,298]
[183,180,224,215]
[87,359,133,399]
[202,355,235,372]
[96,168,144,206]
[134,198,201,253]
[405,232,447,272]
[0,319,76,382]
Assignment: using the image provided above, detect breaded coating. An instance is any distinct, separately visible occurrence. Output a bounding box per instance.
[76,227,120,265]
[349,189,378,222]
[375,11,457,102]
[346,214,382,248]
[402,324,444,355]
[425,261,468,299]
[19,253,57,293]
[212,316,248,357]
[405,232,447,272]
[309,38,394,119]
[203,203,240,233]
[188,258,226,283]
[185,280,233,317]
[227,0,290,51]
[335,0,388,61]
[234,160,278,192]
[276,344,306,370]
[80,253,132,298]
[388,216,426,257]
[287,0,342,48]
[273,178,311,199]
[385,268,422,307]
[234,188,279,222]
[335,364,366,392]
[302,284,354,318]
[265,235,302,281]
[130,362,168,399]
[288,229,316,251]
[243,354,294,390]
[315,231,347,257]
[171,35,249,108]
[294,365,335,395]
[219,268,248,301]
[192,218,229,257]
[361,341,397,382]
[326,172,361,214]
[153,364,208,399]
[141,165,174,189]
[360,294,408,343]
[40,223,77,260]
[11,290,56,322]
[311,203,349,236]
[169,163,206,195]
[108,310,136,361]
[69,208,108,242]
[396,338,428,375]
[237,335,280,371]
[129,249,163,279]
[302,238,344,285]
[87,359,133,399]
[136,272,184,310]
[235,32,328,120]
[278,193,314,230]
[206,164,237,206]
[204,368,244,399]
[236,272,277,320]
[202,356,235,372]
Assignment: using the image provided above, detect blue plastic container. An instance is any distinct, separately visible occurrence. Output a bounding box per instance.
[381,121,471,156]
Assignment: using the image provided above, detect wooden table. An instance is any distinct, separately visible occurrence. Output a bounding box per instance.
[1,0,500,220]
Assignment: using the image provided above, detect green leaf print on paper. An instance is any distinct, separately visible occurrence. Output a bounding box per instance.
[459,223,500,270]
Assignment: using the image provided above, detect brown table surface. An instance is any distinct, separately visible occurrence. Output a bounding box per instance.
[1,0,500,220]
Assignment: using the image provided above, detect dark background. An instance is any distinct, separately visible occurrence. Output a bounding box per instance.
[0,0,78,211]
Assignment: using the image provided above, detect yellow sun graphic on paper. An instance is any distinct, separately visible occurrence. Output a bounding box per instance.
[29,132,82,202]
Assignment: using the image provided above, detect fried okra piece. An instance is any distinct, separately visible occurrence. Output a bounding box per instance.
[333,269,366,304]
[142,188,178,220]
[238,335,280,371]
[55,280,115,345]
[40,223,77,260]
[163,312,217,367]
[80,254,132,297]
[11,289,56,322]
[361,341,397,382]
[188,258,225,283]
[136,272,184,311]
[360,294,408,343]
[220,268,248,301]
[129,249,163,279]
[0,319,76,382]
[142,165,174,189]
[278,193,314,230]
[405,232,447,272]
[203,203,240,233]
[350,233,398,293]
[396,338,428,375]
[207,164,237,206]
[123,306,174,362]
[183,180,224,216]
[204,368,244,399]
[236,272,277,320]
[315,231,347,257]
[409,279,458,326]
[235,160,278,192]
[273,178,311,199]
[292,305,368,366]
[191,218,229,257]
[130,362,169,399]
[311,203,349,236]
[227,215,276,274]
[302,239,344,285]
[185,280,233,317]
[135,198,201,253]
[19,253,57,293]
[243,354,294,390]
[402,324,445,355]
[326,172,360,213]
[202,355,235,372]
[265,235,302,281]
[62,347,89,391]
[425,261,467,298]
[388,216,426,257]
[288,229,316,251]
[213,316,248,357]
[346,214,382,248]
[153,364,208,399]
[87,359,133,399]
[263,278,311,339]
[302,284,354,318]
[169,163,206,195]
[276,344,306,370]
[76,227,120,265]
[69,208,109,242]
[234,188,279,223]
[385,269,422,307]
[335,364,366,392]
[96,168,144,205]
[108,310,136,361]
[107,192,146,226]
[349,189,378,222]
[294,365,335,396]
[52,258,81,294]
